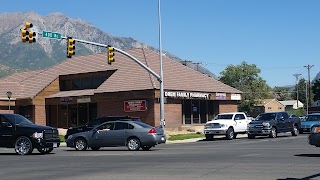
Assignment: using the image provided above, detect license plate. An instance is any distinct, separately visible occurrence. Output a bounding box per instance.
[53,143,57,148]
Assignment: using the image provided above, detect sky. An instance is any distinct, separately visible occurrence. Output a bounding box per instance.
[1,0,320,87]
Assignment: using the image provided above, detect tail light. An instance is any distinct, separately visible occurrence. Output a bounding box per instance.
[148,128,156,134]
[312,127,320,133]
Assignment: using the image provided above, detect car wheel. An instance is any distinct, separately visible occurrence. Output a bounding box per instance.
[205,134,214,141]
[291,125,298,136]
[269,127,277,138]
[75,138,87,151]
[37,147,53,154]
[15,136,33,155]
[91,147,101,151]
[226,128,234,140]
[248,134,255,139]
[127,137,140,151]
[141,146,152,151]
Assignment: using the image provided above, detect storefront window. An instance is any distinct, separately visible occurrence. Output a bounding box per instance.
[183,100,214,124]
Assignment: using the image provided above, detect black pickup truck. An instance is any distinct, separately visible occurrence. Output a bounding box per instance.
[247,112,300,139]
[0,114,60,155]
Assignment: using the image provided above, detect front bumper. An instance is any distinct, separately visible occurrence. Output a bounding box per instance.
[204,129,227,135]
[309,133,320,147]
[31,138,60,148]
[248,128,271,135]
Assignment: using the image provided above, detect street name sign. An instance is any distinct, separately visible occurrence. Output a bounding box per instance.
[42,31,61,40]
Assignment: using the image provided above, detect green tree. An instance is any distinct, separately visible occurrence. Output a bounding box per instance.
[312,79,320,101]
[293,78,307,107]
[272,86,293,101]
[219,61,271,114]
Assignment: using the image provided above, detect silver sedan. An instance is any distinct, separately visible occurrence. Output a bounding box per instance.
[66,120,166,151]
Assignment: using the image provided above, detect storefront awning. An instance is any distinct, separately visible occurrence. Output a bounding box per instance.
[46,89,95,98]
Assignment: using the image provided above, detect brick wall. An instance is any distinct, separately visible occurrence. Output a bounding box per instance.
[34,105,46,125]
[154,103,182,128]
[217,101,238,113]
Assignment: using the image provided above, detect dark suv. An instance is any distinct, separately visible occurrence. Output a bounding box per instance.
[64,116,141,139]
[0,114,60,155]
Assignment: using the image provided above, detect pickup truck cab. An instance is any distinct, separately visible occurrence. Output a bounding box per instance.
[204,112,251,140]
[0,114,60,155]
[247,112,299,139]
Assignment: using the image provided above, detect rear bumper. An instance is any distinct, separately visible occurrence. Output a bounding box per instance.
[309,133,320,147]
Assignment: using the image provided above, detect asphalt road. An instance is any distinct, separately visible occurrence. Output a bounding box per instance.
[0,133,319,180]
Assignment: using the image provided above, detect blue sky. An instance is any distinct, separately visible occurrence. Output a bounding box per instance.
[1,0,319,87]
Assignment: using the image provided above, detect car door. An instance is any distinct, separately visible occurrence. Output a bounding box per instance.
[91,122,115,147]
[282,112,291,132]
[234,114,247,132]
[0,115,14,146]
[276,113,286,132]
[111,122,132,146]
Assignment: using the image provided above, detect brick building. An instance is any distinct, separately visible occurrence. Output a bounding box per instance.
[0,48,242,128]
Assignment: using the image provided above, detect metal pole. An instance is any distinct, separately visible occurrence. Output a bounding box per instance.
[306,80,308,114]
[8,98,11,113]
[158,0,165,128]
[293,74,301,109]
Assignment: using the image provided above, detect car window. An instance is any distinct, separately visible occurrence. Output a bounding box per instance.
[132,121,152,128]
[128,124,135,129]
[281,112,289,119]
[235,114,245,120]
[114,122,129,130]
[0,115,11,127]
[96,123,114,131]
[87,118,101,127]
[306,115,320,122]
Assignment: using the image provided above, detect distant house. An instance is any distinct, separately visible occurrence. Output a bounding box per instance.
[279,100,304,110]
[253,99,285,117]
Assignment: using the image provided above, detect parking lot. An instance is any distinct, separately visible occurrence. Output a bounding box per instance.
[0,133,319,180]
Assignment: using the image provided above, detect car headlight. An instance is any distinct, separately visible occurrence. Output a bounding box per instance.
[32,132,43,139]
[262,122,270,127]
[311,127,320,133]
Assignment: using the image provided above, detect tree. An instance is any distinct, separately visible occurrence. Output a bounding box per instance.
[272,86,293,101]
[219,61,271,114]
[312,79,320,101]
[293,78,307,107]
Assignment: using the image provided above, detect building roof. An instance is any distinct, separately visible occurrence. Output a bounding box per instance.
[279,100,302,106]
[0,48,241,99]
[255,99,285,107]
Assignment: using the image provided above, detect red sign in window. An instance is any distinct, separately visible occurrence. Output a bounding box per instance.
[124,100,147,112]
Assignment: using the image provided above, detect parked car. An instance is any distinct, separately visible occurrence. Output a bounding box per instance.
[204,112,252,140]
[247,112,300,139]
[65,116,138,139]
[0,114,60,155]
[300,113,320,133]
[66,120,166,151]
[308,124,320,147]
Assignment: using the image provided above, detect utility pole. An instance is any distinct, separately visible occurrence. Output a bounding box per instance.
[305,80,308,114]
[293,73,302,109]
[303,65,314,111]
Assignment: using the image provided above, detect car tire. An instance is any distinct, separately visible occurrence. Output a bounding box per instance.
[91,147,101,151]
[269,127,277,138]
[37,147,53,154]
[141,146,152,151]
[248,134,255,139]
[291,125,298,136]
[226,128,234,140]
[75,138,87,151]
[205,134,214,141]
[127,137,141,151]
[15,136,33,155]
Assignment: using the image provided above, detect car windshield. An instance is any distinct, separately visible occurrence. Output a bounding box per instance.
[255,113,276,121]
[306,115,320,122]
[214,114,233,120]
[3,114,33,125]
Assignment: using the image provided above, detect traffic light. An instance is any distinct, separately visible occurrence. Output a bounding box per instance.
[20,22,36,43]
[107,46,114,65]
[67,37,75,58]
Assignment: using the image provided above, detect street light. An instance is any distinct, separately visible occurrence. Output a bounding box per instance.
[293,74,301,109]
[6,91,12,113]
[158,0,165,128]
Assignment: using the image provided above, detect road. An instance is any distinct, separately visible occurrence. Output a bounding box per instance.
[0,134,319,180]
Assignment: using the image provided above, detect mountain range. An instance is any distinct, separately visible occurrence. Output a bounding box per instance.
[0,12,217,79]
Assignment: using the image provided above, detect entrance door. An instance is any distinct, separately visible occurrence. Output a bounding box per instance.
[78,103,88,126]
[192,100,200,124]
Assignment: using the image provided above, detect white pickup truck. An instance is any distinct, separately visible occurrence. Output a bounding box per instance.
[204,112,252,140]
